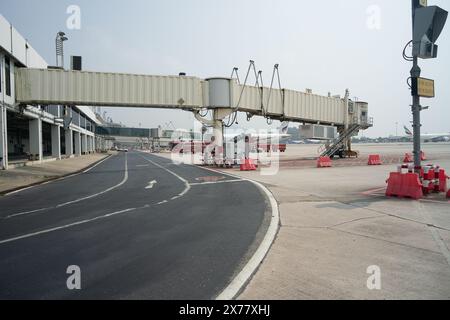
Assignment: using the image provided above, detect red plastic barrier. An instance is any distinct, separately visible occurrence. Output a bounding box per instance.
[317,156,332,168]
[439,169,448,193]
[240,158,257,171]
[368,155,382,165]
[403,153,413,163]
[386,172,403,197]
[420,151,427,161]
[447,188,450,198]
[386,172,423,200]
[402,173,424,199]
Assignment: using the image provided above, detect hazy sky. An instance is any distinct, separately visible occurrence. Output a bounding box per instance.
[1,0,449,137]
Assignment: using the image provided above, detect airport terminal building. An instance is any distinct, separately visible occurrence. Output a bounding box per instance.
[0,14,106,170]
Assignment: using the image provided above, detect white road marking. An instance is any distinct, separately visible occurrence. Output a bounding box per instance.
[189,179,243,186]
[82,155,112,173]
[138,154,190,197]
[145,180,157,189]
[5,207,50,218]
[0,208,137,245]
[1,153,189,243]
[189,165,280,301]
[4,155,112,196]
[5,185,37,196]
[5,154,128,219]
[216,178,279,300]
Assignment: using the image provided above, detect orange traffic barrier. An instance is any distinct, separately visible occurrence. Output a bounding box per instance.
[386,172,423,200]
[317,156,332,168]
[368,155,382,165]
[403,153,413,163]
[240,158,257,171]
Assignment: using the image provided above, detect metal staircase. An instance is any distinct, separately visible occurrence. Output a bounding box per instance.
[319,124,361,157]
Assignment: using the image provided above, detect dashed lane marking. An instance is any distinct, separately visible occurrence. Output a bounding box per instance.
[5,154,128,219]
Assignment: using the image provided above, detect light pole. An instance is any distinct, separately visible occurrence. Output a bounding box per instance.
[55,31,68,68]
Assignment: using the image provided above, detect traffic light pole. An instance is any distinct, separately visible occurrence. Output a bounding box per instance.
[411,0,422,171]
[411,58,421,170]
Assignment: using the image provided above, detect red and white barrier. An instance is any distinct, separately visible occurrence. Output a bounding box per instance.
[386,162,449,200]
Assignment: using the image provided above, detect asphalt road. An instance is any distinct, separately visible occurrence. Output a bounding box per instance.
[0,151,269,299]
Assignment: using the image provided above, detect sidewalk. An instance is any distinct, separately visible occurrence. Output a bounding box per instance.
[213,157,450,299]
[0,153,111,195]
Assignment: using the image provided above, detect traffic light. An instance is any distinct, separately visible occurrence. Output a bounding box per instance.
[413,5,448,59]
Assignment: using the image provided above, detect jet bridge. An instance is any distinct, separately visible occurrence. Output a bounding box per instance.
[15,68,372,156]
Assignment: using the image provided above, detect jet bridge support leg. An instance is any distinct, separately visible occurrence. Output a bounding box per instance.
[193,108,233,166]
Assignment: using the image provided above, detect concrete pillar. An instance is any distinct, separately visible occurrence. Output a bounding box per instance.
[86,136,90,154]
[65,129,73,157]
[81,134,87,154]
[92,136,96,153]
[51,125,61,159]
[29,118,42,162]
[0,105,8,169]
[88,136,93,153]
[74,131,81,156]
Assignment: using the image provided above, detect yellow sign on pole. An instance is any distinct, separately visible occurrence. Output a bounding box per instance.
[412,77,435,98]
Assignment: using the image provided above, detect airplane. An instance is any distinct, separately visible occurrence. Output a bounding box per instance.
[223,121,291,144]
[404,125,450,143]
[170,122,291,151]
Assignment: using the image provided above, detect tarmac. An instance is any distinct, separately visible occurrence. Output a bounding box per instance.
[0,151,268,299]
[211,142,450,299]
[2,143,450,299]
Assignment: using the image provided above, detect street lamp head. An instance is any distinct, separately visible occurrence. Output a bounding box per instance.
[57,31,66,37]
[61,36,68,42]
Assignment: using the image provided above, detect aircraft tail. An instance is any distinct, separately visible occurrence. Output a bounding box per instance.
[404,125,413,136]
[279,121,289,135]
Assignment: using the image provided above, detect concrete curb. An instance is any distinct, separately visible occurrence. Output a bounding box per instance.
[1,154,112,196]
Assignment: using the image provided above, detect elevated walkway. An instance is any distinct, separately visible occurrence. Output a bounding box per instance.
[15,68,369,128]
